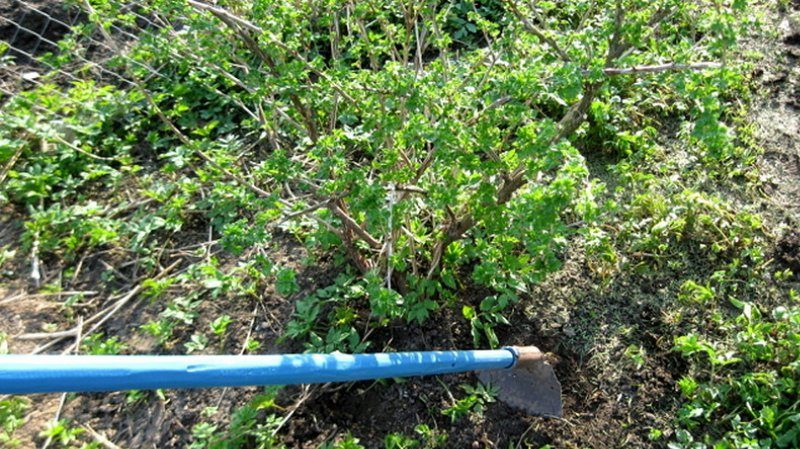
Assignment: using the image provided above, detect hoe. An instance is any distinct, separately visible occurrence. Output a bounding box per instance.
[0,345,562,417]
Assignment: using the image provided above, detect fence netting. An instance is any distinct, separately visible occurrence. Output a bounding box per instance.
[2,1,250,119]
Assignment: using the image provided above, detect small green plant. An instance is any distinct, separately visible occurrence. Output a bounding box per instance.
[190,422,219,449]
[141,294,203,346]
[125,390,146,406]
[0,398,28,448]
[190,388,284,449]
[384,433,419,449]
[40,419,85,448]
[210,315,233,336]
[384,426,448,449]
[82,333,127,355]
[284,274,371,353]
[0,245,15,275]
[462,297,511,349]
[274,268,299,297]
[672,293,800,448]
[185,334,210,354]
[441,382,498,423]
[413,424,447,448]
[0,332,8,355]
[142,277,178,300]
[140,319,176,346]
[319,434,364,449]
[244,338,262,353]
[678,281,716,305]
[623,344,646,370]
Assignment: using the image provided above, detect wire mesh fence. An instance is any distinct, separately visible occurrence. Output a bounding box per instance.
[2,1,212,104]
[1,2,79,98]
[1,1,139,107]
[1,2,81,63]
[1,0,268,148]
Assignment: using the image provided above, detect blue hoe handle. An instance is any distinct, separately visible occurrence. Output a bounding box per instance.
[0,349,518,394]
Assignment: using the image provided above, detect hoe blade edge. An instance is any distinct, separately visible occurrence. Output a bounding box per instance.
[477,359,562,417]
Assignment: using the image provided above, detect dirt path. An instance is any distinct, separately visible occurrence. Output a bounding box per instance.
[755,9,800,226]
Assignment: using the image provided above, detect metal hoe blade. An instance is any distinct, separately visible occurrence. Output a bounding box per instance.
[477,346,562,417]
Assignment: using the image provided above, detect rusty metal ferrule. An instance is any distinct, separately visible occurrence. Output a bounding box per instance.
[504,345,546,369]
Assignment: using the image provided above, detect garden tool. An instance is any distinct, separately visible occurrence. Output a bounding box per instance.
[0,345,562,417]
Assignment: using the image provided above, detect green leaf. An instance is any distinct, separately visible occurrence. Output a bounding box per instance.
[275,268,299,297]
[462,305,476,320]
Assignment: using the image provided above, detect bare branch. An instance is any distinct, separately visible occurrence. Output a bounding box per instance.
[504,0,571,62]
[601,62,722,75]
[277,198,335,224]
[187,0,357,106]
[330,201,382,250]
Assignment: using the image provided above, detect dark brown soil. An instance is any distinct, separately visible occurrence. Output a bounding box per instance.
[776,231,800,273]
[0,0,77,63]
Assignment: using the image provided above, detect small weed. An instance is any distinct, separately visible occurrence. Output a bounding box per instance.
[462,297,511,349]
[125,390,146,406]
[82,333,127,355]
[210,315,233,336]
[185,334,209,354]
[384,433,419,449]
[0,246,15,275]
[0,398,28,448]
[244,338,262,353]
[140,319,176,346]
[383,425,447,449]
[672,293,800,448]
[284,274,370,353]
[413,424,448,448]
[275,268,299,297]
[190,422,219,449]
[623,344,647,370]
[190,387,284,449]
[441,383,498,423]
[40,419,85,448]
[141,294,202,347]
[319,434,364,449]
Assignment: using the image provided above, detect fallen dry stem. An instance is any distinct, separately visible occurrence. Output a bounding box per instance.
[0,290,98,306]
[601,61,722,75]
[83,424,126,449]
[24,259,181,353]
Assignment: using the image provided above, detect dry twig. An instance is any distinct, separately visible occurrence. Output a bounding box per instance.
[25,259,181,353]
[83,425,126,449]
[0,291,98,306]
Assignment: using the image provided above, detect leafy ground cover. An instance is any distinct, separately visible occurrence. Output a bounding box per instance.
[1,0,799,448]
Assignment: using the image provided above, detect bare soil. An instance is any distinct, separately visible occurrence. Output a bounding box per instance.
[754,6,800,227]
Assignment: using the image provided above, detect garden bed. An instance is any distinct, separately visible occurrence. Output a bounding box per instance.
[2,1,799,448]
